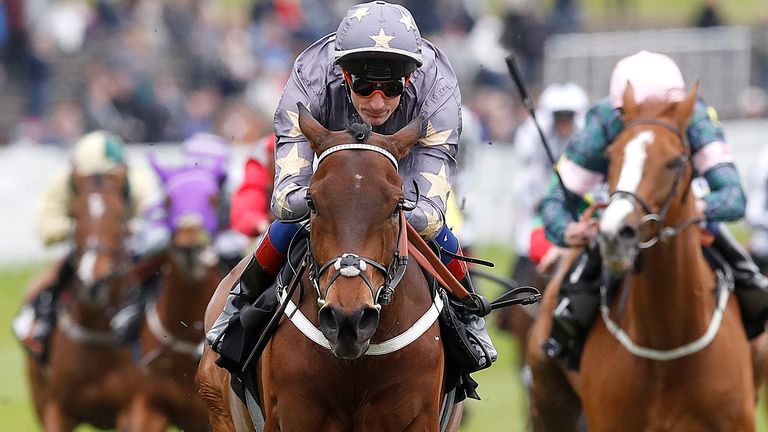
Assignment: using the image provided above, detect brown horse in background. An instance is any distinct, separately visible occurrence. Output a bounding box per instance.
[26,169,140,431]
[128,161,224,431]
[198,105,463,431]
[527,82,767,431]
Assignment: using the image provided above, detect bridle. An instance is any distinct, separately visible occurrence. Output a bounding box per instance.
[307,211,409,310]
[607,118,702,249]
[599,117,733,361]
[306,143,410,310]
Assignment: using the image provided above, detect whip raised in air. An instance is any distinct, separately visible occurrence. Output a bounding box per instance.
[504,54,579,221]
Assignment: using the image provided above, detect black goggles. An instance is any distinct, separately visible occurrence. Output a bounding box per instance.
[349,76,406,98]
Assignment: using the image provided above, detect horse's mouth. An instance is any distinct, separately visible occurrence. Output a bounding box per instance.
[329,339,370,360]
[598,237,638,276]
[318,305,380,360]
[603,257,634,275]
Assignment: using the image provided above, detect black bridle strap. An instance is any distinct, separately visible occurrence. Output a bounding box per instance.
[308,211,409,307]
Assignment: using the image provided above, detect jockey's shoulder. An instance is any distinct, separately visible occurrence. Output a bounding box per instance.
[586,97,615,119]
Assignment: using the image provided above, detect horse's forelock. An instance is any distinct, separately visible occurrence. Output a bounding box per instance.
[347,122,372,143]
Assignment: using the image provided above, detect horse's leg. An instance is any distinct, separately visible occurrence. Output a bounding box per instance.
[26,356,47,422]
[119,394,167,432]
[443,402,464,432]
[197,346,238,431]
[527,352,581,432]
[229,387,257,432]
[527,290,580,430]
[41,401,77,432]
[750,332,768,404]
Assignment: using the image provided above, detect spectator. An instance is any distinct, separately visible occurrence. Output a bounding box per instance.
[43,100,85,147]
[499,2,547,89]
[693,0,723,28]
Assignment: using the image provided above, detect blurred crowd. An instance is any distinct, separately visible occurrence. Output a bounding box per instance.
[0,0,590,148]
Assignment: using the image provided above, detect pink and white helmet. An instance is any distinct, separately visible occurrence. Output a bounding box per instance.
[609,51,686,108]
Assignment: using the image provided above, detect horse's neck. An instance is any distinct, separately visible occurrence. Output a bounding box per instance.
[374,264,433,340]
[69,280,126,329]
[156,261,213,334]
[627,228,715,346]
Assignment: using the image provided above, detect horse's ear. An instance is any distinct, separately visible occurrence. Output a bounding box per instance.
[387,116,424,160]
[674,80,699,129]
[297,103,331,154]
[621,81,639,121]
[149,154,170,183]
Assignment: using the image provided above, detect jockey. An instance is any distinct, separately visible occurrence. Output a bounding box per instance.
[206,1,497,367]
[538,50,768,363]
[110,132,250,342]
[747,143,768,272]
[12,130,166,357]
[511,82,589,280]
[181,133,248,270]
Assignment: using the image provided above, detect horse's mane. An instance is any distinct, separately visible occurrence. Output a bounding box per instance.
[347,122,372,142]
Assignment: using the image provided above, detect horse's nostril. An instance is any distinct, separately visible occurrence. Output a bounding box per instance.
[618,226,638,242]
[318,307,338,330]
[357,307,380,336]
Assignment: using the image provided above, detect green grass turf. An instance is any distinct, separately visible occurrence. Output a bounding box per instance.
[2,243,767,431]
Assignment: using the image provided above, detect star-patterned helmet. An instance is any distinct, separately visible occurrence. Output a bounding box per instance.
[335,1,423,80]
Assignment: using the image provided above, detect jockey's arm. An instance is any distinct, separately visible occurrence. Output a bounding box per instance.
[539,103,610,247]
[270,63,318,221]
[36,169,73,246]
[688,101,746,222]
[402,144,457,240]
[401,89,461,241]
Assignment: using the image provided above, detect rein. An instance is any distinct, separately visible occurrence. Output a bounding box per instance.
[307,211,409,309]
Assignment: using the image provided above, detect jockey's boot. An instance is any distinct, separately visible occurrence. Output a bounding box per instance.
[111,256,164,344]
[206,254,278,352]
[458,274,498,368]
[542,243,602,365]
[713,224,768,339]
[12,255,75,359]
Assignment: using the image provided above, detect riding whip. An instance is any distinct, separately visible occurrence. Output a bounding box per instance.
[504,54,579,221]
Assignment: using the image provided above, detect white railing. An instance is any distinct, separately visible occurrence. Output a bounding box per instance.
[1,119,766,264]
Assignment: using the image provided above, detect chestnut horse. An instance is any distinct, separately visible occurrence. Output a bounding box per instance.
[198,104,463,431]
[26,170,140,430]
[527,82,766,431]
[127,159,225,431]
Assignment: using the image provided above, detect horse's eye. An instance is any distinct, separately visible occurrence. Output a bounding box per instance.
[665,157,683,170]
[306,196,316,213]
